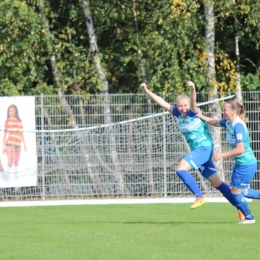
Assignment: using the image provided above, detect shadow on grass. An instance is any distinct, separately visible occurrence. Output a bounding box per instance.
[121,221,234,224]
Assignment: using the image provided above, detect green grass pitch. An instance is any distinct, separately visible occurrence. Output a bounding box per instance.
[1,202,260,260]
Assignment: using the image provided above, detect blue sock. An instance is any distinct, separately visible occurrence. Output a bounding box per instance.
[176,170,203,198]
[243,188,260,199]
[216,182,236,207]
[232,192,254,219]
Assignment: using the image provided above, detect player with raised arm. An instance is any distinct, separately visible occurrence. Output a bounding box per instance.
[197,99,259,224]
[140,81,237,210]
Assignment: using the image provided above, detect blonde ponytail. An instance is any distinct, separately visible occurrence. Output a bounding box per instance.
[225,100,248,123]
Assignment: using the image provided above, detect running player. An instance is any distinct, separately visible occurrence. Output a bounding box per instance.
[197,99,258,224]
[140,81,236,210]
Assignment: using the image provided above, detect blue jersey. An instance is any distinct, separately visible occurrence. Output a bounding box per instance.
[219,117,257,165]
[172,107,213,151]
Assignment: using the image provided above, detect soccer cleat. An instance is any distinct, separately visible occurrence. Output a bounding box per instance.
[237,210,245,221]
[190,197,206,209]
[238,218,256,224]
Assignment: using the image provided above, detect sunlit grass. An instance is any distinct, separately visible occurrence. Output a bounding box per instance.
[1,202,260,260]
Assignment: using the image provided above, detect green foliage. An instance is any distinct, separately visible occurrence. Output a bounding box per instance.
[0,0,46,95]
[214,0,260,88]
[0,0,259,95]
[0,0,101,95]
[134,0,208,93]
[241,73,260,90]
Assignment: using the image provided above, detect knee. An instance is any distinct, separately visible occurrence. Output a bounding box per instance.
[211,183,218,189]
[208,175,222,188]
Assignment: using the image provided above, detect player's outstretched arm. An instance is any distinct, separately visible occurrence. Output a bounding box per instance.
[140,82,173,113]
[196,113,221,127]
[187,81,199,113]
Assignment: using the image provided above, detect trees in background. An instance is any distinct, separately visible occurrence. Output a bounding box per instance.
[214,0,260,93]
[0,0,259,95]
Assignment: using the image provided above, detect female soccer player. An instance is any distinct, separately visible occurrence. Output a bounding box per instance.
[2,104,27,175]
[197,99,259,224]
[140,81,236,210]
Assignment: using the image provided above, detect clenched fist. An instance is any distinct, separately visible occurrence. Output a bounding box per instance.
[187,81,195,89]
[140,82,147,91]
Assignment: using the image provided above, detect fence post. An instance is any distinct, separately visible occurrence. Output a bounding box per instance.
[161,94,167,198]
[41,94,45,201]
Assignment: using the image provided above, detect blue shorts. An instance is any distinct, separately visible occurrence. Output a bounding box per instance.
[231,163,258,189]
[183,146,217,179]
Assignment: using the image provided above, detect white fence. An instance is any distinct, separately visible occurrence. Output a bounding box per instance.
[0,91,260,201]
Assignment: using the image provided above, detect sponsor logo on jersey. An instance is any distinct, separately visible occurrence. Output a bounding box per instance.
[236,133,243,141]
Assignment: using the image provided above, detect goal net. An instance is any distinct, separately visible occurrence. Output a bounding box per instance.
[0,111,224,201]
